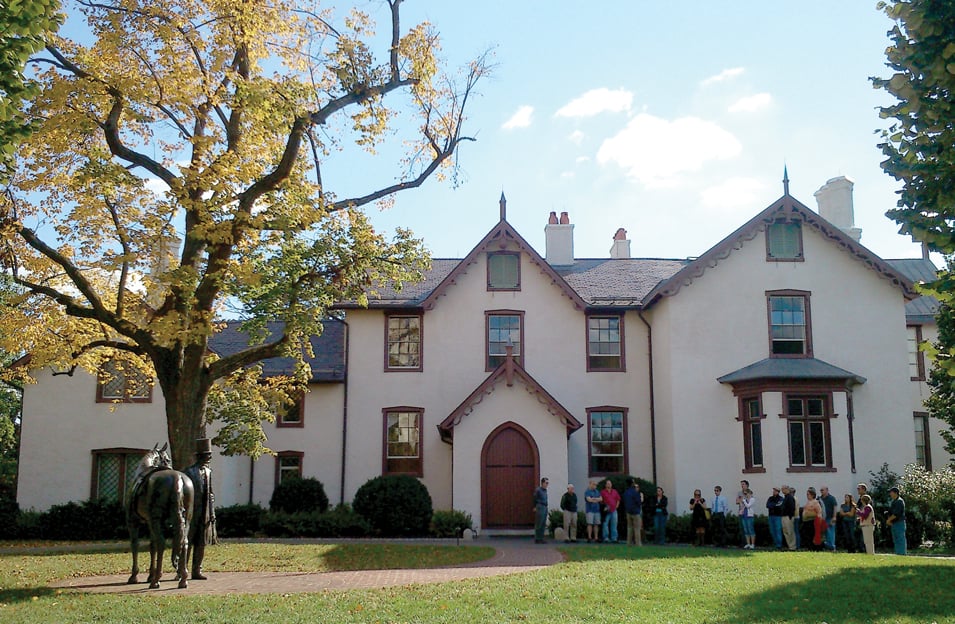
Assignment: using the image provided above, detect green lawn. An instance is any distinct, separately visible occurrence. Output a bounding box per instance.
[2,542,954,623]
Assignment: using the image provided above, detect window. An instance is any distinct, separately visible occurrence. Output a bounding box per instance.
[275,451,303,485]
[91,449,146,503]
[486,311,523,370]
[587,315,624,371]
[487,252,520,290]
[908,325,925,381]
[766,221,803,260]
[385,314,422,371]
[739,397,765,472]
[784,395,833,470]
[383,408,423,476]
[275,394,304,428]
[914,412,932,470]
[587,408,627,475]
[768,291,812,357]
[96,359,153,403]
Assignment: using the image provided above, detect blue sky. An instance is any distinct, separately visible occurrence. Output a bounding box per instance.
[56,1,923,263]
[328,1,924,262]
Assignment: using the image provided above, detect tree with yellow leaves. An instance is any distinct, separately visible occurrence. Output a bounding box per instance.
[0,0,489,468]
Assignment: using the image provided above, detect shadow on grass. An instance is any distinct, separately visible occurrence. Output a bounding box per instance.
[0,586,58,604]
[731,563,955,623]
[562,543,753,562]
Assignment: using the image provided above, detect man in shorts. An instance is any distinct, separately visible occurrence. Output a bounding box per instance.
[584,480,602,543]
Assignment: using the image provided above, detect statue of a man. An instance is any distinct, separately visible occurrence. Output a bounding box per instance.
[184,438,217,580]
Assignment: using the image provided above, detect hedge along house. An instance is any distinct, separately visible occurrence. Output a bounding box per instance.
[15,176,950,531]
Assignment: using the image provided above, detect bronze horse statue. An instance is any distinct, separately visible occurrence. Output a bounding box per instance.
[125,443,194,589]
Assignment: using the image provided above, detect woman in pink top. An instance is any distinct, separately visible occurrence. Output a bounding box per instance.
[856,494,876,555]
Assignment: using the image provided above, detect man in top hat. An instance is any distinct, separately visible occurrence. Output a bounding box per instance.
[184,438,217,579]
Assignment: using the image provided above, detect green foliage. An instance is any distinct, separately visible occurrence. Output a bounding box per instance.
[353,475,433,537]
[875,0,955,256]
[429,509,473,538]
[268,477,329,515]
[875,1,955,448]
[16,498,126,540]
[900,462,955,547]
[260,504,371,538]
[0,0,63,179]
[0,491,18,538]
[214,503,266,538]
[868,462,901,507]
[926,299,955,458]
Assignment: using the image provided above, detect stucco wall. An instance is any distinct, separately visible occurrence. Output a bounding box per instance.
[648,224,915,508]
[447,375,571,529]
[343,244,651,521]
[18,368,169,511]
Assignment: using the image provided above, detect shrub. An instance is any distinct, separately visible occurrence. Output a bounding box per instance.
[16,509,41,539]
[215,503,266,538]
[35,498,125,540]
[0,494,18,539]
[269,477,329,514]
[260,505,371,538]
[430,509,473,538]
[353,475,433,537]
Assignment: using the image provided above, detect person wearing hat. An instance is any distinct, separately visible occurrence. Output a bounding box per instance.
[886,486,906,555]
[765,486,784,549]
[185,438,217,579]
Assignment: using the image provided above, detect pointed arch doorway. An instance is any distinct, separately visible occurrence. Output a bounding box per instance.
[481,422,539,529]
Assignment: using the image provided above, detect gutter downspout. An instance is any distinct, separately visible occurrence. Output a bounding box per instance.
[248,456,255,505]
[637,311,658,485]
[339,320,350,506]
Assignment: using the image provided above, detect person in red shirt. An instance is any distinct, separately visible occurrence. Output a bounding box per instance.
[600,480,622,543]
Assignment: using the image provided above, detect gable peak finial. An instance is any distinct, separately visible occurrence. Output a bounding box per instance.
[499,191,507,221]
[783,164,790,197]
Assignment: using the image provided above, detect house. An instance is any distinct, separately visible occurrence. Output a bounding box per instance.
[15,175,951,530]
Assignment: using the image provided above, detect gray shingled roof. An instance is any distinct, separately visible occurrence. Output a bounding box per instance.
[885,258,939,323]
[209,320,345,382]
[717,357,867,385]
[355,257,687,308]
[554,258,688,305]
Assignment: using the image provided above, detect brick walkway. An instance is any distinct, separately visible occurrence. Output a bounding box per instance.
[48,539,565,595]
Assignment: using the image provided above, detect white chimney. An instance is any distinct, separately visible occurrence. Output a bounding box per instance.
[610,228,631,259]
[545,211,574,265]
[814,176,861,242]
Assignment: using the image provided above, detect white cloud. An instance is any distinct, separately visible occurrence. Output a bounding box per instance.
[575,156,590,164]
[700,177,768,212]
[502,105,534,129]
[701,67,745,87]
[144,178,170,195]
[555,88,633,118]
[568,130,585,145]
[728,93,773,113]
[596,113,742,188]
[560,171,575,179]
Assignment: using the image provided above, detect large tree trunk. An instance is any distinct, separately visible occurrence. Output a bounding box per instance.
[156,347,212,470]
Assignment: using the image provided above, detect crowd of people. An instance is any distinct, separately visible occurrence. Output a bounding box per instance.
[535,477,908,555]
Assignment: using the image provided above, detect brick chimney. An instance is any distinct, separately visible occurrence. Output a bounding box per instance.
[545,211,574,265]
[814,176,861,242]
[610,228,631,259]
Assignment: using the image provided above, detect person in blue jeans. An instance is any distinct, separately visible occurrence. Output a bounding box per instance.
[766,486,784,549]
[600,479,621,543]
[887,486,906,555]
[653,487,669,544]
[533,477,549,544]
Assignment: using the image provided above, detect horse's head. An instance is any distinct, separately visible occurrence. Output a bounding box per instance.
[134,443,173,476]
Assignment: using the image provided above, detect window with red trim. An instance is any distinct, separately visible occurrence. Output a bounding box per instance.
[383,407,423,476]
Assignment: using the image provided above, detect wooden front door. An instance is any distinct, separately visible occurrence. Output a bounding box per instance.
[481,422,539,529]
